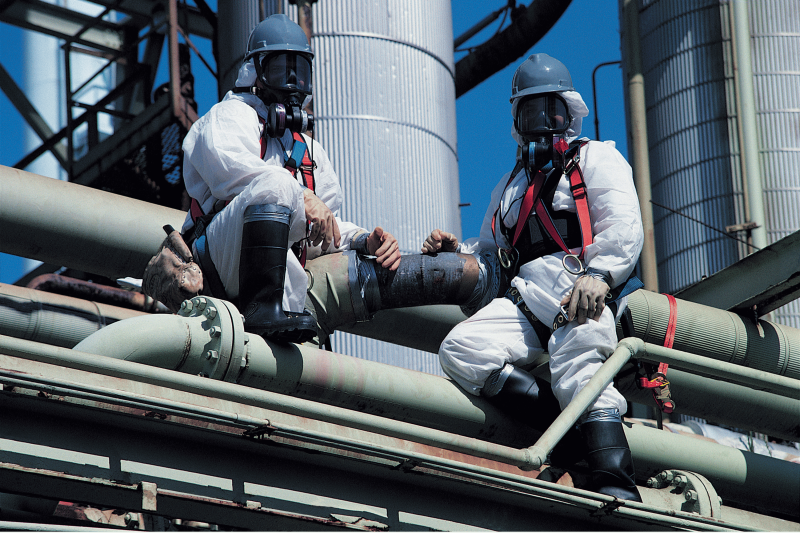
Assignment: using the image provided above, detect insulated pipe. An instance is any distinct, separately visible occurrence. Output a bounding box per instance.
[625,290,800,380]
[0,283,144,348]
[6,332,800,517]
[305,251,479,338]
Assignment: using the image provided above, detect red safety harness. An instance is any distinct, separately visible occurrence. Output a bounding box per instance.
[189,128,316,266]
[491,138,593,272]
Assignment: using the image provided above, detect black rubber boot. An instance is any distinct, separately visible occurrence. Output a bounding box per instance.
[483,366,587,467]
[238,204,318,343]
[580,420,643,502]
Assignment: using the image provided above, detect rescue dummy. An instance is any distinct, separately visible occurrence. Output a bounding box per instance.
[177,14,401,343]
[423,54,645,501]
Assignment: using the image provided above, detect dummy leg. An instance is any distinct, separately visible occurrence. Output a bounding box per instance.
[304,251,493,340]
[579,409,643,502]
[238,204,318,343]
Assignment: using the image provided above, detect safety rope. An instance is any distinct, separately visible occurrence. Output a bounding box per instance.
[636,294,676,420]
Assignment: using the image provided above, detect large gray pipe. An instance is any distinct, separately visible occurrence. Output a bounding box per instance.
[72,295,536,447]
[0,166,184,280]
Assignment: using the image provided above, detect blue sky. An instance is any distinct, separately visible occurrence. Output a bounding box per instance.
[0,0,626,284]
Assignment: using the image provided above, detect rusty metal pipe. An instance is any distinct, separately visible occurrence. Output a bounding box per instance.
[27,274,167,314]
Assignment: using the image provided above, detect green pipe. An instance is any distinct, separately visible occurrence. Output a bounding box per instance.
[731,0,768,250]
[525,339,636,470]
[74,297,537,447]
[4,332,800,518]
[0,166,184,280]
[3,333,534,470]
[626,290,800,380]
[635,343,800,400]
[0,283,143,348]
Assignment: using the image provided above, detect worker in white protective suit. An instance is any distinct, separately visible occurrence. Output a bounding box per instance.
[181,14,400,343]
[422,54,644,501]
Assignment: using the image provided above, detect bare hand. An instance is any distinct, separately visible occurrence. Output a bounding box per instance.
[304,189,341,249]
[559,275,610,325]
[367,227,401,271]
[421,229,458,254]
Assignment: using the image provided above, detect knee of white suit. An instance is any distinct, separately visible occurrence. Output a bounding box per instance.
[548,307,627,413]
[438,298,546,397]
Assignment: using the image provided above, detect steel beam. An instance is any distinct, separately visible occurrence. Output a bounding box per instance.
[89,0,214,39]
[0,60,67,169]
[71,95,172,186]
[674,229,800,316]
[0,0,124,52]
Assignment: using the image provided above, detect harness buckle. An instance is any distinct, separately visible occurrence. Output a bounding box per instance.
[498,247,517,270]
[561,253,585,275]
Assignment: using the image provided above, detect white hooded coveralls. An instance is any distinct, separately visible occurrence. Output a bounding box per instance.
[181,61,365,313]
[439,90,644,414]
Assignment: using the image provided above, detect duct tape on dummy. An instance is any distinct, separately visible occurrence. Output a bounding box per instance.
[143,225,204,313]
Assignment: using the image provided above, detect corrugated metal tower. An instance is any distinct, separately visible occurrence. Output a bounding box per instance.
[637,0,800,328]
[218,1,460,373]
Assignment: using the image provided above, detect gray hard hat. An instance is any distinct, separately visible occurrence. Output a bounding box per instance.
[244,14,313,63]
[510,53,573,102]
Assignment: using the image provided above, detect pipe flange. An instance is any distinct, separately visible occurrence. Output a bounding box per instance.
[177,297,233,380]
[216,298,247,383]
[645,469,721,517]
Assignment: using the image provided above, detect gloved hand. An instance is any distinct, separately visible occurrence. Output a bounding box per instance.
[304,188,341,249]
[560,274,610,325]
[421,229,458,254]
[367,227,401,271]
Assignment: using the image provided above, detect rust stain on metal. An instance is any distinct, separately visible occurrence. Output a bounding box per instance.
[157,488,389,530]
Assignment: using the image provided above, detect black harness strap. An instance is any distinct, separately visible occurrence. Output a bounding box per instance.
[505,287,551,348]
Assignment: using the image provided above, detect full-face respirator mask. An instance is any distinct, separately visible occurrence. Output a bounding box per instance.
[255,51,314,138]
[515,93,573,173]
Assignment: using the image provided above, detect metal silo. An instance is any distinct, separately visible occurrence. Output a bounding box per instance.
[218,1,460,373]
[312,1,460,373]
[636,0,800,328]
[749,0,800,327]
[639,0,745,292]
